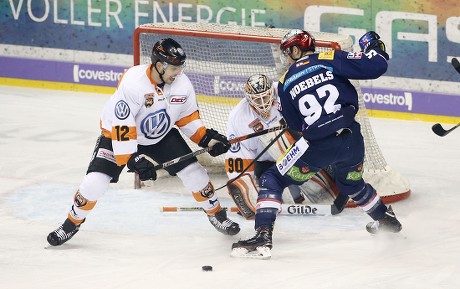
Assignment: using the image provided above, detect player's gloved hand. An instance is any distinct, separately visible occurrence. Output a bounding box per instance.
[198,128,231,157]
[359,31,386,53]
[127,152,157,181]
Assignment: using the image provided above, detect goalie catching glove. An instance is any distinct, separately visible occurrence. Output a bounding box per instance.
[198,128,231,157]
[127,152,157,181]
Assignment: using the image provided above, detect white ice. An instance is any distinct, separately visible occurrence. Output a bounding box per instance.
[0,85,459,289]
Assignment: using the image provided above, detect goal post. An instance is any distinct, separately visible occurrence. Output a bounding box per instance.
[132,22,410,205]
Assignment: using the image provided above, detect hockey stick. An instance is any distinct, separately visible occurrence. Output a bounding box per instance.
[452,57,460,75]
[134,125,288,188]
[161,203,338,216]
[432,122,460,137]
[215,128,287,191]
[152,124,287,171]
[429,58,460,137]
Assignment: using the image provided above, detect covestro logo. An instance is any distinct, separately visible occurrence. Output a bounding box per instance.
[73,65,123,83]
[363,91,413,111]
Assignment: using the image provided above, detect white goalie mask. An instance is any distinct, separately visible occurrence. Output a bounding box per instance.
[244,74,275,120]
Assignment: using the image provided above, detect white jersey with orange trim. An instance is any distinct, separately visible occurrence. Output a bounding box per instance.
[100,64,205,165]
[225,97,284,180]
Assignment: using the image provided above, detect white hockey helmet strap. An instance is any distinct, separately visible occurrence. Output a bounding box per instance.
[244,74,275,119]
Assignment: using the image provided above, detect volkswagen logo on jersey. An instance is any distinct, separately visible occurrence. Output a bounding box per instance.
[140,109,171,139]
[114,100,130,120]
[228,134,240,153]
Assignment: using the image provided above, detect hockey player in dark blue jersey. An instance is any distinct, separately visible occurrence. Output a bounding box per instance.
[231,30,402,259]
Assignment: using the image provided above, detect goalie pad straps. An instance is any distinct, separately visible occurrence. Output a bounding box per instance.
[227,173,258,219]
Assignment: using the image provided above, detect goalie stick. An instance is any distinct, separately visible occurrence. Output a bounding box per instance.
[432,122,460,137]
[161,203,343,216]
[215,128,287,191]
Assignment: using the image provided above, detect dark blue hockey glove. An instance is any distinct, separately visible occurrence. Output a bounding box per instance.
[359,31,386,53]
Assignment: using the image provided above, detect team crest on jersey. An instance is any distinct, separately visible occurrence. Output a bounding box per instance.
[144,93,155,107]
[114,100,130,120]
[140,109,171,140]
[248,118,263,132]
[347,52,363,59]
[318,50,335,60]
[199,182,214,199]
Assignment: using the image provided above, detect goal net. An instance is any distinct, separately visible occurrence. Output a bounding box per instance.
[133,22,410,205]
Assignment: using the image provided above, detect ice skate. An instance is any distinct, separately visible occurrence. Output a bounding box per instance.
[366,205,402,234]
[47,218,83,246]
[207,209,240,235]
[231,227,272,259]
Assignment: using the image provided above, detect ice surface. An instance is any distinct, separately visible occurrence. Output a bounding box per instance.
[1,85,459,289]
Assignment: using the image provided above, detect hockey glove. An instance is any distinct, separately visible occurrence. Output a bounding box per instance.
[198,128,231,157]
[359,31,386,53]
[127,152,157,181]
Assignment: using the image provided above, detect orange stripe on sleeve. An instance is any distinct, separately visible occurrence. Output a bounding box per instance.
[175,111,201,127]
[101,128,111,138]
[190,126,207,144]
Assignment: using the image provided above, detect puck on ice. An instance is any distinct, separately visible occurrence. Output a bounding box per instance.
[202,265,213,272]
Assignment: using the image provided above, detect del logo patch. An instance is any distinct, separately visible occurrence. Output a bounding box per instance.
[318,50,335,60]
[170,96,188,104]
[347,52,363,59]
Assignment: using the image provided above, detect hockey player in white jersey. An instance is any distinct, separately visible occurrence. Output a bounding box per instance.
[225,74,347,219]
[47,38,240,246]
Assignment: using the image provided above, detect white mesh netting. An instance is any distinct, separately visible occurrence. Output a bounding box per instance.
[134,22,410,200]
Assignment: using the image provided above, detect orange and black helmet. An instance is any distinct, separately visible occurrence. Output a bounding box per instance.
[151,38,186,66]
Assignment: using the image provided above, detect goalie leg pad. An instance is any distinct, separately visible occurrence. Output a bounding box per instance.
[298,169,339,204]
[227,173,258,219]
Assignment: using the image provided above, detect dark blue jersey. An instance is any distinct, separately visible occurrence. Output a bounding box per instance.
[277,49,388,140]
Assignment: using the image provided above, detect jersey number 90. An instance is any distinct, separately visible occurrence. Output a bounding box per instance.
[227,158,244,173]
